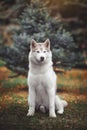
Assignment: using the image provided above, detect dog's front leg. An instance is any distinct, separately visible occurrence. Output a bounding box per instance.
[48,88,56,118]
[27,86,36,116]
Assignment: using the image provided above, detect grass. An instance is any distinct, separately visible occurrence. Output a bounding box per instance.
[57,69,87,94]
[1,77,27,89]
[0,66,87,130]
[0,101,87,130]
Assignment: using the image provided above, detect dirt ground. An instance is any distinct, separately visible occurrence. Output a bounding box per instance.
[0,67,87,130]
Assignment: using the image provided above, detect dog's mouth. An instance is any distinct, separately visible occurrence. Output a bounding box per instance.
[40,57,45,62]
[35,59,45,64]
[35,56,47,64]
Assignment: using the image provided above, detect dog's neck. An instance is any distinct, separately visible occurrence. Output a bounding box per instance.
[29,60,53,75]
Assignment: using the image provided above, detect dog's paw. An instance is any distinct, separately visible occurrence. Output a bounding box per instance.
[27,110,34,116]
[49,113,57,118]
[27,112,34,116]
[57,109,64,114]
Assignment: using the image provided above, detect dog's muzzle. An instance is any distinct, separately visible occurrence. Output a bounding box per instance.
[40,57,44,62]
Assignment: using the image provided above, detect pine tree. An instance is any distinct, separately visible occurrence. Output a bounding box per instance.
[0,2,84,76]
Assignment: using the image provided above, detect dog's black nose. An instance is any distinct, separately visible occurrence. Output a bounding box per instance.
[40,57,44,61]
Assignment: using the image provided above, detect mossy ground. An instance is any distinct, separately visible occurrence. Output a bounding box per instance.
[0,65,87,130]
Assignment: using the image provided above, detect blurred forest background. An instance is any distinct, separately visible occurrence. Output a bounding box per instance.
[0,0,87,130]
[0,0,87,75]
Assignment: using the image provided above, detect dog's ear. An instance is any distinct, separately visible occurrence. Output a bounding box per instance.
[44,39,50,50]
[30,39,37,50]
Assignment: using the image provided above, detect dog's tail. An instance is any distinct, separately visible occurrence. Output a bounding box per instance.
[61,100,68,107]
[55,95,68,114]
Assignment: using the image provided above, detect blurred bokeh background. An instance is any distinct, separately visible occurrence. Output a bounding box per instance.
[0,0,87,130]
[0,0,87,75]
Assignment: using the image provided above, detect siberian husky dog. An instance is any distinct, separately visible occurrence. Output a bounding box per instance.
[27,39,68,118]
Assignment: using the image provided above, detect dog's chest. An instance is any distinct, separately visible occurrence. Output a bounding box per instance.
[29,67,56,88]
[35,75,48,106]
[35,74,46,87]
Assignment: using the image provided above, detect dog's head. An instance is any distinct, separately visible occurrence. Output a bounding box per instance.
[29,39,52,64]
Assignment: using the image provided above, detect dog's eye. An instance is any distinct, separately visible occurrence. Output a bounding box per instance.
[36,51,40,53]
[43,51,46,53]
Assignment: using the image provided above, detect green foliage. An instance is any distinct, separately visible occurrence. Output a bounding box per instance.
[0,60,5,67]
[0,2,84,75]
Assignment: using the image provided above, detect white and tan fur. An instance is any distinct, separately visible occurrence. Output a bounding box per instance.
[27,39,68,118]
